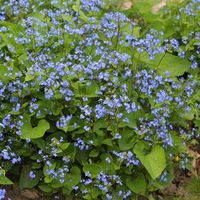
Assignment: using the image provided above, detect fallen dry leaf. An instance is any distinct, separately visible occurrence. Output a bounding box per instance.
[121,1,133,10]
[187,145,200,177]
[21,189,40,200]
[152,0,185,13]
[160,183,177,196]
[152,0,166,13]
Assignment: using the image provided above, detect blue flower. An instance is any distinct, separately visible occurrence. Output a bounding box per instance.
[0,189,6,200]
[29,171,36,179]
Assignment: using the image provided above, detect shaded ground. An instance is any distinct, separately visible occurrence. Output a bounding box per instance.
[2,173,200,200]
[3,184,65,200]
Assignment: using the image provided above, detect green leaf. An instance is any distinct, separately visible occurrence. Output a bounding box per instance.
[39,184,53,193]
[91,188,101,199]
[181,108,195,120]
[171,132,185,152]
[134,142,166,179]
[100,153,116,174]
[126,173,146,195]
[149,194,156,200]
[83,164,102,178]
[79,11,88,21]
[68,166,81,186]
[44,176,53,184]
[25,72,35,81]
[0,65,9,83]
[20,119,50,139]
[134,52,190,76]
[102,139,113,146]
[32,163,41,169]
[0,65,19,83]
[118,128,136,150]
[89,149,99,157]
[61,14,74,23]
[27,12,46,21]
[195,119,200,130]
[60,143,70,150]
[93,119,107,131]
[72,0,80,12]
[31,138,45,149]
[157,53,191,76]
[19,165,42,189]
[64,145,77,162]
[120,110,143,129]
[75,81,100,97]
[0,175,13,185]
[151,165,175,190]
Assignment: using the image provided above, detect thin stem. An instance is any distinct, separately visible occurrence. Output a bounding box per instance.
[115,18,120,49]
[156,51,167,70]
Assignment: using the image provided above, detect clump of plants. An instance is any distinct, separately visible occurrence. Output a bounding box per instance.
[0,0,199,199]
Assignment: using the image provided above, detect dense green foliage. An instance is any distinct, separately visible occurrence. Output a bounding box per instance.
[0,0,199,199]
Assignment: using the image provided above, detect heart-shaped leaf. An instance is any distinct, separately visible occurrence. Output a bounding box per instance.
[134,142,166,179]
[20,119,50,139]
[20,165,42,189]
[134,52,190,76]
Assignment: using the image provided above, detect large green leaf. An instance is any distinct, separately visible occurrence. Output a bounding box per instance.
[66,166,81,187]
[134,142,166,179]
[157,53,191,76]
[134,52,190,76]
[19,165,42,189]
[20,119,50,139]
[83,164,102,178]
[93,119,108,131]
[119,110,143,129]
[126,173,146,195]
[100,153,117,174]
